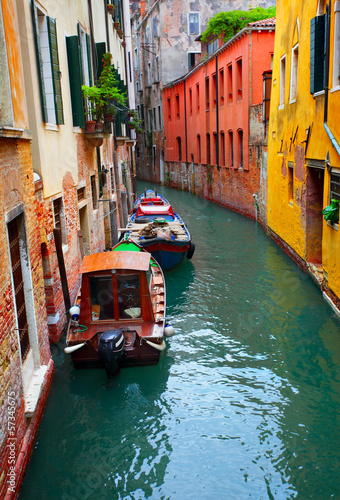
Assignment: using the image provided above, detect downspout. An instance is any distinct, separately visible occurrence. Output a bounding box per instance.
[216,55,219,170]
[184,79,188,171]
[324,0,340,156]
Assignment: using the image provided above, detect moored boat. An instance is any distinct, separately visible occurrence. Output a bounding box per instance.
[65,240,167,377]
[123,190,195,271]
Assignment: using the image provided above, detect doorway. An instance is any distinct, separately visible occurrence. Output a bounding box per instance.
[306,167,324,264]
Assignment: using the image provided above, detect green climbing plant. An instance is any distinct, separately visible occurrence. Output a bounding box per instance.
[322,199,339,225]
[201,7,276,43]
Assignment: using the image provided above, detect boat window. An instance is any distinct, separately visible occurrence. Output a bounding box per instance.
[89,276,114,320]
[117,274,141,319]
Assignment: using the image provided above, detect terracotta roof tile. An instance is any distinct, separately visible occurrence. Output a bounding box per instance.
[248,17,276,28]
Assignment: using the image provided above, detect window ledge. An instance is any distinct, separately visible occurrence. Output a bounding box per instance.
[73,127,83,134]
[330,85,340,93]
[62,244,69,254]
[326,220,339,230]
[289,200,294,207]
[24,365,48,418]
[45,123,59,132]
[278,104,284,110]
[313,90,325,98]
[289,98,297,104]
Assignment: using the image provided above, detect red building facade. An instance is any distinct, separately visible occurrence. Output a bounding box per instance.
[163,19,275,224]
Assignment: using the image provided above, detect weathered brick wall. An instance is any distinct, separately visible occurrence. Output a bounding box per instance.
[0,138,53,499]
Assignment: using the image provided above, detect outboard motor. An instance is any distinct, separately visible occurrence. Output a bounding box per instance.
[98,329,125,378]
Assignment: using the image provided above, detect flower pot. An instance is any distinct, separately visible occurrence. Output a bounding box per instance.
[114,22,120,29]
[128,123,135,129]
[85,120,96,133]
[104,114,114,122]
[107,5,114,13]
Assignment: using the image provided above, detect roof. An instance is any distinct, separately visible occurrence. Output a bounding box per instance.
[247,17,276,28]
[80,251,151,274]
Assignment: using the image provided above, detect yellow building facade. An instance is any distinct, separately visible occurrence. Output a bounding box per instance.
[268,0,340,307]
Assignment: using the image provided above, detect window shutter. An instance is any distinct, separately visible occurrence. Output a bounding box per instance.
[96,42,106,82]
[86,34,93,86]
[66,36,85,127]
[47,17,64,125]
[30,1,48,122]
[310,15,325,94]
[77,23,84,85]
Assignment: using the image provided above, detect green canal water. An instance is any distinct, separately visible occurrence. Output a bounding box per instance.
[19,183,340,499]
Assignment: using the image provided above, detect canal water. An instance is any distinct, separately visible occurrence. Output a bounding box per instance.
[20,182,340,499]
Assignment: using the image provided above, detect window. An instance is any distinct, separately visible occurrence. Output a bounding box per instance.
[330,172,340,201]
[153,146,156,169]
[189,88,193,115]
[229,131,234,167]
[177,137,182,161]
[152,17,158,38]
[280,55,286,106]
[188,13,199,35]
[145,26,150,45]
[175,94,180,118]
[167,97,171,121]
[207,39,218,56]
[31,3,64,124]
[197,134,201,163]
[290,44,299,101]
[212,74,217,107]
[117,274,141,319]
[153,107,157,130]
[288,161,294,201]
[196,83,200,111]
[77,186,86,202]
[53,197,67,245]
[333,1,340,88]
[219,69,225,105]
[205,77,210,110]
[188,52,198,71]
[227,64,233,103]
[310,13,326,94]
[213,132,217,165]
[91,175,98,209]
[236,58,242,100]
[147,61,151,87]
[90,276,114,320]
[220,131,225,166]
[238,129,243,167]
[158,105,162,127]
[206,133,211,164]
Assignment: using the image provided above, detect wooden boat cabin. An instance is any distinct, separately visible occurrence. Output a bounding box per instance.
[65,242,166,376]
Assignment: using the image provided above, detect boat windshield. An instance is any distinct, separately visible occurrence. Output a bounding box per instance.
[90,276,114,320]
[117,274,141,319]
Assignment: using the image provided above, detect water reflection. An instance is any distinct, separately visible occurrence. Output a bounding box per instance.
[19,182,340,499]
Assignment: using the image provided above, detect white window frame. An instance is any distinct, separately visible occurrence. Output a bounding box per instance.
[289,43,299,102]
[279,54,286,108]
[332,1,340,90]
[188,12,200,35]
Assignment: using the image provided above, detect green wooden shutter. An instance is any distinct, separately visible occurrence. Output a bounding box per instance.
[66,36,85,127]
[96,42,106,82]
[30,1,48,122]
[77,23,84,85]
[310,15,325,94]
[47,17,64,125]
[86,34,93,86]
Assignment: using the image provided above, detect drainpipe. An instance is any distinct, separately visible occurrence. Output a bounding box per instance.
[216,55,219,170]
[104,0,110,52]
[324,0,340,156]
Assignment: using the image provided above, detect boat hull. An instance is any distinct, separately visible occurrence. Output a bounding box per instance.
[139,238,190,271]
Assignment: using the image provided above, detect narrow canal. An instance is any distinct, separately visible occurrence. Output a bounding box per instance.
[20,182,340,499]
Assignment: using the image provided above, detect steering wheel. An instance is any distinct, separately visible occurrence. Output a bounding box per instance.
[120,287,140,306]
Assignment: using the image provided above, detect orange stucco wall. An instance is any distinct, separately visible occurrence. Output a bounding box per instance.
[2,0,28,129]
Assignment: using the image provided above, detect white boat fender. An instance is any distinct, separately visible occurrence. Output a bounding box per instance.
[69,305,80,322]
[145,340,166,351]
[164,323,175,338]
[64,342,86,354]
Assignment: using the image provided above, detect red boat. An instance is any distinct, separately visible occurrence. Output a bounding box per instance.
[65,240,166,377]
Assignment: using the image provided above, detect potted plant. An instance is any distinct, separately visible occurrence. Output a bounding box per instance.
[82,52,126,131]
[128,110,143,133]
[107,3,114,13]
[322,199,340,225]
[114,21,120,30]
